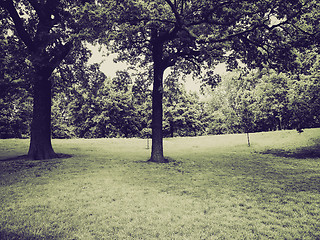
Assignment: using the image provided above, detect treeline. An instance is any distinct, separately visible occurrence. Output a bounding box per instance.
[205,69,320,135]
[51,67,206,139]
[204,49,320,135]
[0,63,205,139]
[1,52,320,139]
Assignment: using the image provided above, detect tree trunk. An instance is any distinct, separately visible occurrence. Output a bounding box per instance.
[28,68,57,160]
[247,132,250,147]
[149,33,168,163]
[149,60,167,163]
[170,120,174,138]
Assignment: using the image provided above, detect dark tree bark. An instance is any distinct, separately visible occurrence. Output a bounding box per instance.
[2,0,75,160]
[27,42,72,160]
[28,65,57,159]
[149,31,168,163]
[150,64,166,162]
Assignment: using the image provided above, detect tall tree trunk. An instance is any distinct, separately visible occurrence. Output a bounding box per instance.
[149,60,167,162]
[149,33,167,163]
[28,67,57,160]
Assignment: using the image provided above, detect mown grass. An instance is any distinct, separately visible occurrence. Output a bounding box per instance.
[0,129,319,239]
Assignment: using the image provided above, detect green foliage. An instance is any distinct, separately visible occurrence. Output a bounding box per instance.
[205,58,320,134]
[288,75,320,130]
[163,76,205,137]
[0,20,32,138]
[1,0,320,141]
[52,66,139,138]
[0,97,32,139]
[110,0,316,73]
[51,67,205,139]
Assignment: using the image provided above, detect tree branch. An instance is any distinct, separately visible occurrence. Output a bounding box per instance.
[164,0,182,26]
[49,40,73,69]
[2,0,35,51]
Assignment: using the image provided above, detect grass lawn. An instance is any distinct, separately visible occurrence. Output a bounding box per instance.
[0,129,320,239]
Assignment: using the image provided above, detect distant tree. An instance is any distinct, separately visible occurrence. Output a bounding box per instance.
[205,55,320,135]
[131,71,153,136]
[0,16,32,138]
[52,67,143,138]
[289,48,320,131]
[204,71,248,135]
[50,43,93,139]
[252,70,291,131]
[163,75,204,137]
[205,69,290,135]
[233,86,255,146]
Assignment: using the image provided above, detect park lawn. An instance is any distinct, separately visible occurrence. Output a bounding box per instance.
[0,129,319,239]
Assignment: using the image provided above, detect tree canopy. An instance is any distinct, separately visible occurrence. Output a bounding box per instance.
[1,0,320,161]
[0,0,116,159]
[103,0,319,162]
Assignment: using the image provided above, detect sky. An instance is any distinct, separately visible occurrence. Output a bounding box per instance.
[87,44,227,93]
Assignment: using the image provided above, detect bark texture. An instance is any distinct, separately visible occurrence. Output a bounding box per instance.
[149,32,167,163]
[28,67,57,160]
[150,61,166,162]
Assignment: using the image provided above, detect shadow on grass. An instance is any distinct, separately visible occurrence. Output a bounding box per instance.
[284,176,320,193]
[136,157,181,164]
[262,145,320,159]
[0,153,72,162]
[228,155,320,194]
[0,154,72,176]
[0,230,60,240]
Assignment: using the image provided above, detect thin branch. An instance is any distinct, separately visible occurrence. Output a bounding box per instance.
[164,0,182,26]
[185,0,238,27]
[130,17,176,25]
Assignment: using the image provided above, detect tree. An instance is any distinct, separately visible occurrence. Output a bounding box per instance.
[0,0,115,159]
[131,71,153,137]
[163,75,204,137]
[204,70,254,135]
[1,0,72,159]
[108,0,314,162]
[234,81,256,146]
[51,66,143,139]
[204,57,320,136]
[288,48,320,131]
[0,14,32,138]
[253,70,291,131]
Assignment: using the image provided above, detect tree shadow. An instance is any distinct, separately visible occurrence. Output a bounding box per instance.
[0,154,72,175]
[262,145,320,159]
[228,155,320,194]
[135,156,180,164]
[283,176,320,193]
[0,153,72,162]
[0,230,60,240]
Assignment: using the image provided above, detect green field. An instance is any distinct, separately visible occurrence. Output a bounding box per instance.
[1,129,320,239]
